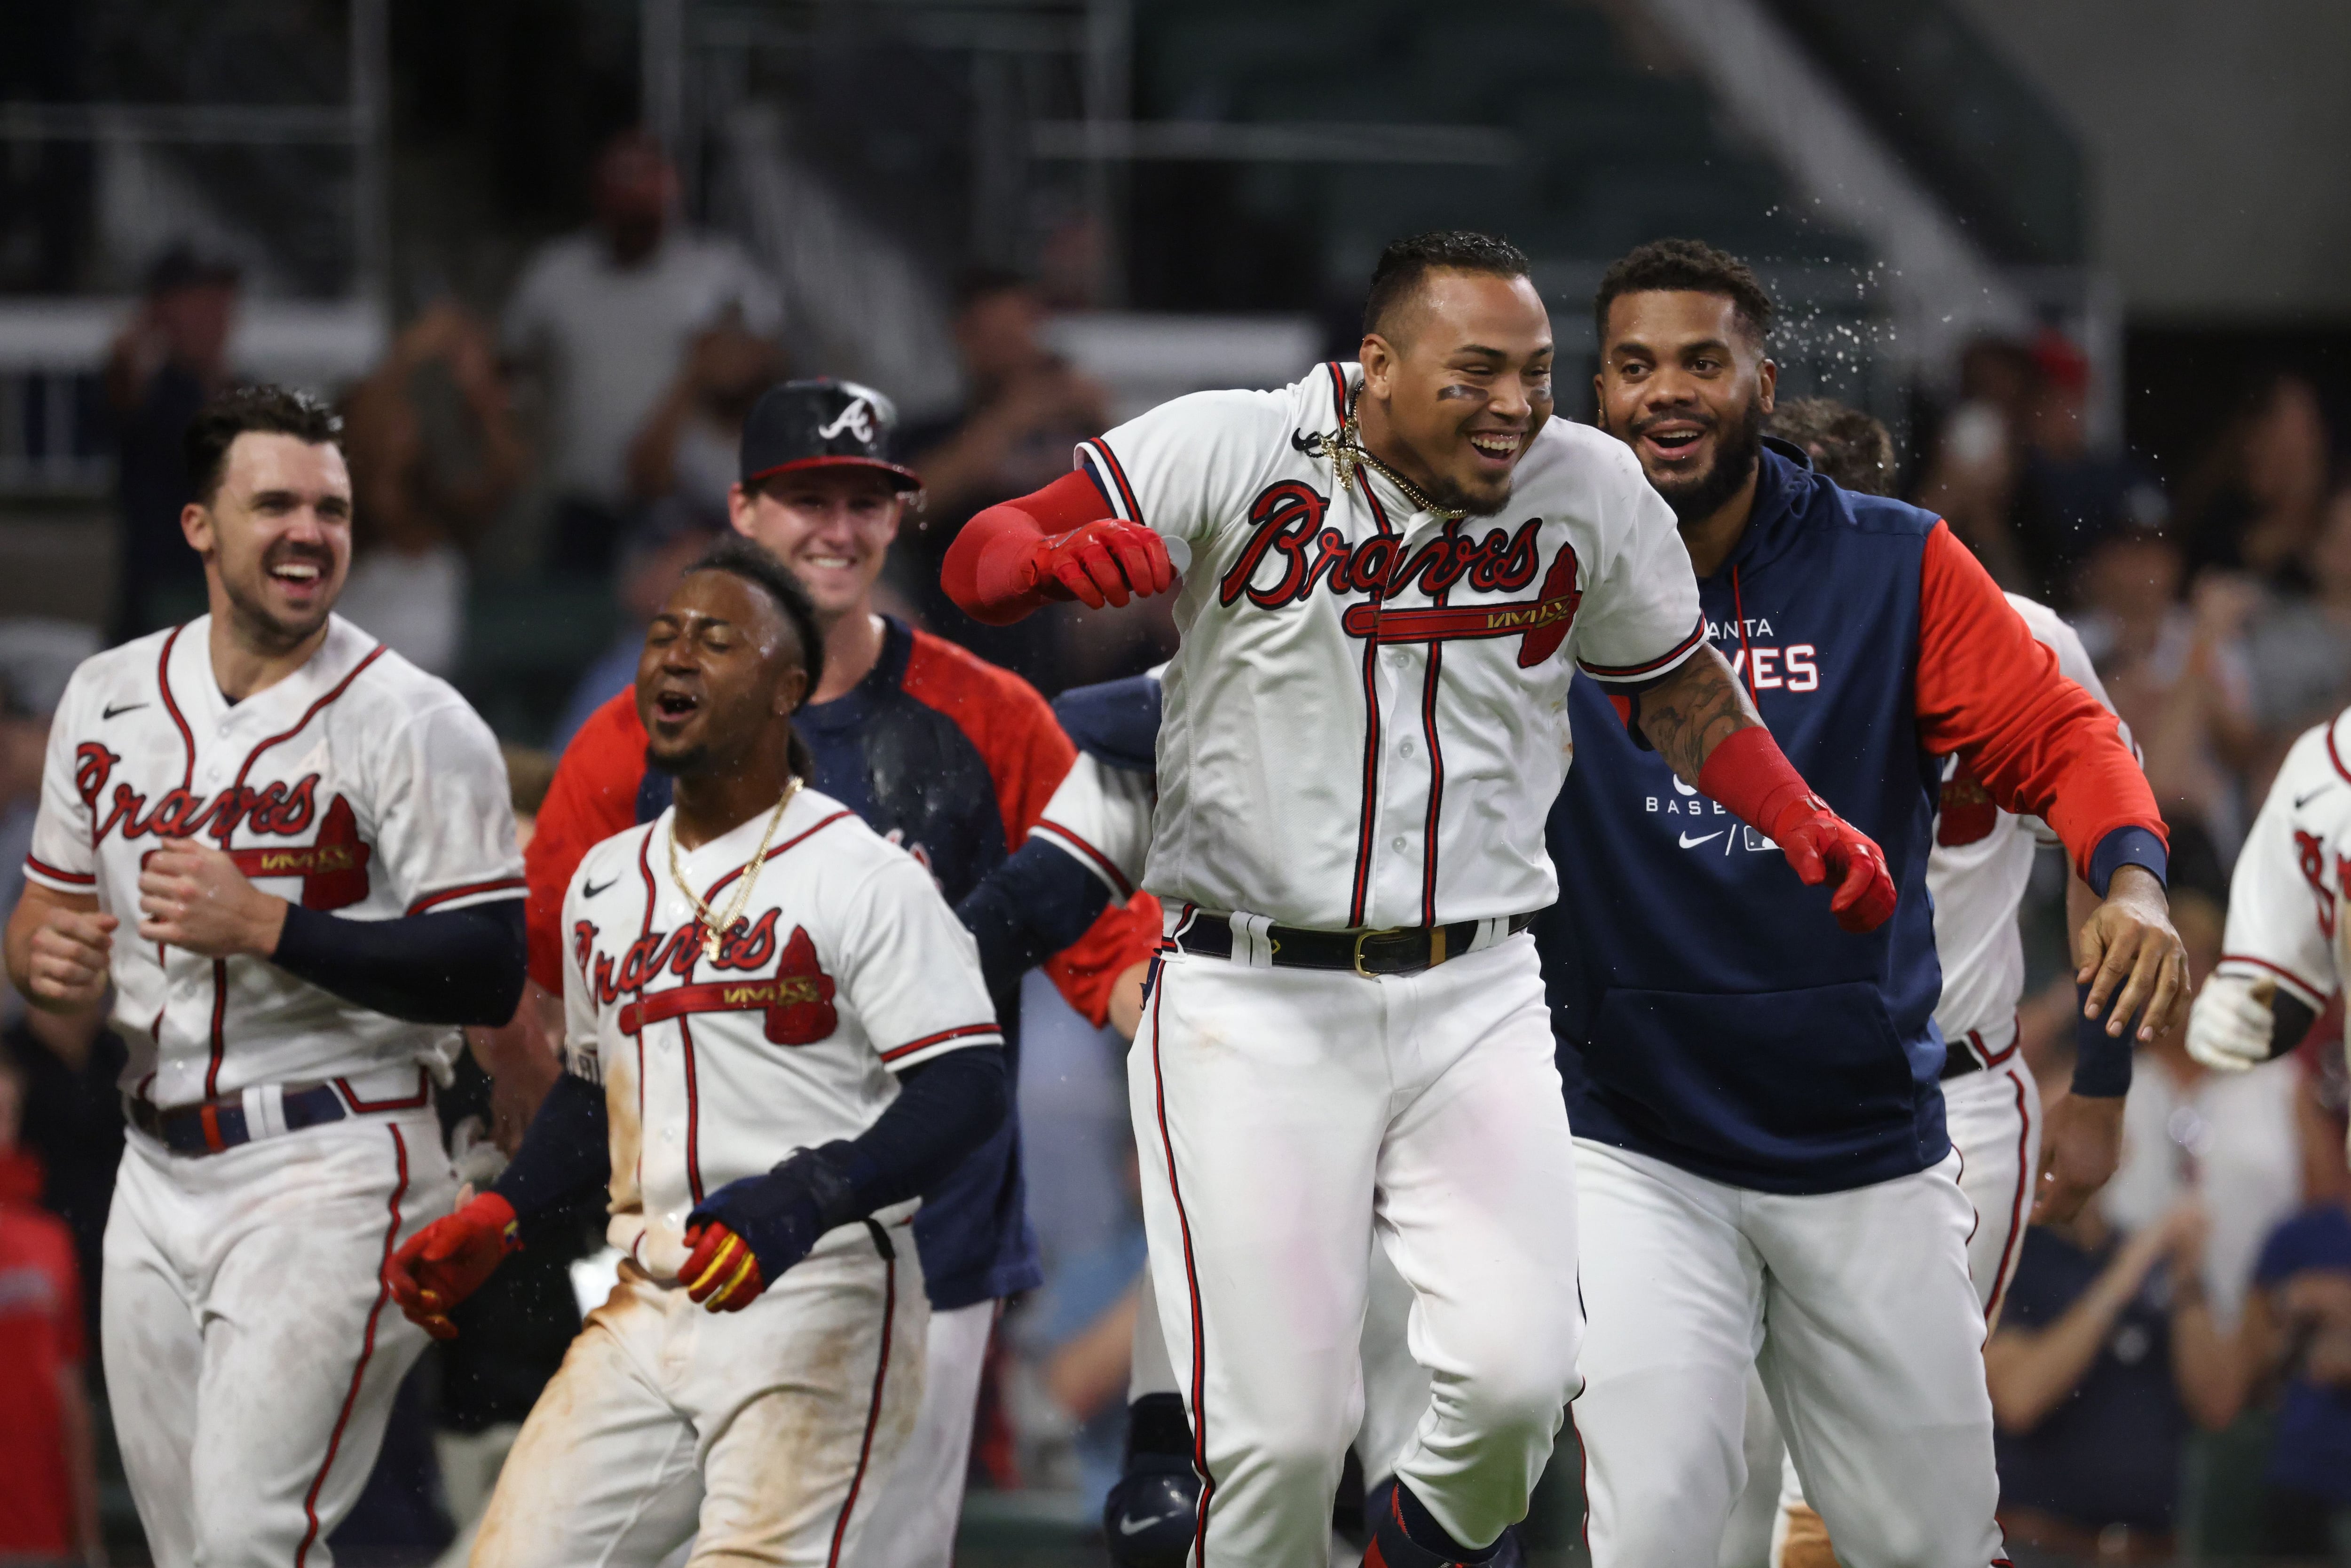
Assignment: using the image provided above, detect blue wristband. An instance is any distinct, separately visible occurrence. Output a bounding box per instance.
[2087,826,2168,898]
[2071,981,2134,1097]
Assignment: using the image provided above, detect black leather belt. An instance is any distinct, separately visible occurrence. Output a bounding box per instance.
[126,1083,351,1158]
[1170,912,1537,977]
[1940,1024,2019,1082]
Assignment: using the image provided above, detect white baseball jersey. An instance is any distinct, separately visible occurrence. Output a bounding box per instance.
[561,785,1002,1280]
[1078,362,1704,930]
[1032,751,1156,903]
[2215,707,2351,1010]
[25,615,523,1107]
[1926,595,2130,1050]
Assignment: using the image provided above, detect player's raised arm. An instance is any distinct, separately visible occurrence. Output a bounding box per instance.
[1911,522,2186,1039]
[942,469,1173,623]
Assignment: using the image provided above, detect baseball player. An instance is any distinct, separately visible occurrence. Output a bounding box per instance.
[1557,238,2183,1568]
[944,229,1897,1568]
[505,378,1160,1567]
[2182,703,2345,1078]
[2,385,527,1567]
[387,541,1010,1566]
[1757,405,2138,1567]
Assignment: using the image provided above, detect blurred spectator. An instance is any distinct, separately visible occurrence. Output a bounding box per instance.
[1767,397,1896,496]
[2242,1178,2351,1557]
[899,268,1111,686]
[545,500,722,751]
[1021,1150,1147,1515]
[625,317,786,513]
[0,619,100,1028]
[1913,338,2037,590]
[2073,532,2256,859]
[1988,1197,2241,1562]
[497,746,558,852]
[503,129,781,578]
[2006,330,2169,603]
[0,1052,104,1568]
[105,245,239,640]
[339,303,528,676]
[2240,481,2351,753]
[2101,890,2304,1327]
[2179,372,2337,593]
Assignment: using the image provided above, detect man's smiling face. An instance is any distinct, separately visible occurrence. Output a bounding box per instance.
[727,467,903,621]
[1594,289,1776,525]
[1358,269,1556,516]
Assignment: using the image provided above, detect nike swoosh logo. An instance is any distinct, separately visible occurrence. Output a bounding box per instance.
[1678,830,1725,849]
[2297,786,2331,809]
[1119,1512,1184,1537]
[583,877,617,898]
[102,701,148,719]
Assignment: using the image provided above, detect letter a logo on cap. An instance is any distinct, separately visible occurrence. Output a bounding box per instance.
[816,397,875,444]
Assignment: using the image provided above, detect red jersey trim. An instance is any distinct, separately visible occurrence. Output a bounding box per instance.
[1578,615,1710,680]
[878,1023,1001,1064]
[24,855,94,887]
[2326,719,2351,788]
[408,876,527,915]
[1034,819,1136,900]
[1080,437,1144,527]
[157,623,196,789]
[2219,952,2330,1004]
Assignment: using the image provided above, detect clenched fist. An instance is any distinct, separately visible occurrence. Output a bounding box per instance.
[137,837,287,958]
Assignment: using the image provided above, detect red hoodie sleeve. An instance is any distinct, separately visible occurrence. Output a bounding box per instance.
[940,470,1115,625]
[1913,520,2166,890]
[524,692,648,992]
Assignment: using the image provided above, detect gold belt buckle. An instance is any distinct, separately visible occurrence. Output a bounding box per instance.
[1353,927,1406,978]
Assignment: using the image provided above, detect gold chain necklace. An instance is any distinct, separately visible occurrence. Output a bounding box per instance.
[1320,391,1467,522]
[667,776,804,961]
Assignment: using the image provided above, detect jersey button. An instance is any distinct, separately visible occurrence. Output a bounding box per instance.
[1391,835,1408,851]
[1399,739,1415,757]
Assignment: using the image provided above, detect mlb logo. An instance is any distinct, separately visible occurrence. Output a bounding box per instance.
[1743,827,1777,854]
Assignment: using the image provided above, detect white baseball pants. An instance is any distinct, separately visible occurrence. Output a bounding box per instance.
[1574,1139,2004,1568]
[1132,934,1582,1567]
[1771,1061,2042,1548]
[842,1298,995,1568]
[103,1114,454,1568]
[470,1226,926,1568]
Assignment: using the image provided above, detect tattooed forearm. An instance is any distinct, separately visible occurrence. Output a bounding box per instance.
[1633,645,1761,787]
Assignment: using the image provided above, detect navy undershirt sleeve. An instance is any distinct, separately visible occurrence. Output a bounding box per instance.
[272,899,527,1027]
[813,1047,1009,1225]
[2087,827,2168,898]
[2070,984,2134,1097]
[491,1071,612,1221]
[955,839,1112,995]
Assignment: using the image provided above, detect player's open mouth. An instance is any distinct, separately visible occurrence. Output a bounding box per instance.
[800,553,857,572]
[1639,422,1708,461]
[269,562,324,586]
[654,691,700,720]
[1465,430,1523,470]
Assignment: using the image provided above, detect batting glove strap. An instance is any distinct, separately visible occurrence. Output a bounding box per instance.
[2184,972,2276,1073]
[686,1147,858,1286]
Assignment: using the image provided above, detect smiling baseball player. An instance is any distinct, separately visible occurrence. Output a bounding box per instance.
[944,230,1894,1568]
[388,540,1010,1567]
[3,385,527,1567]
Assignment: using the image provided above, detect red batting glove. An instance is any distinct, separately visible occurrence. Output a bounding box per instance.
[1696,725,1897,934]
[681,1221,768,1313]
[386,1193,520,1341]
[1766,794,1898,934]
[1031,520,1174,610]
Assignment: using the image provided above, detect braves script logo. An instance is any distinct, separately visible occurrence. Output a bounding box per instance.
[1218,481,1582,666]
[593,911,841,1046]
[2292,827,2351,939]
[816,396,875,444]
[75,742,371,908]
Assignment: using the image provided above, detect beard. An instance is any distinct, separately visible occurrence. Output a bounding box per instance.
[220,551,335,653]
[1641,396,1766,526]
[643,740,706,778]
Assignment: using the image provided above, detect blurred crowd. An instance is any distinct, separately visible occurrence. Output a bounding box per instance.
[9,122,2351,1567]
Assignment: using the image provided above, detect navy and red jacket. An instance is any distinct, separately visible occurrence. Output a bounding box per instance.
[528,617,1161,1309]
[1545,443,2165,1195]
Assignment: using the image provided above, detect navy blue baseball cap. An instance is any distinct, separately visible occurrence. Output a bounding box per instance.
[738,377,922,492]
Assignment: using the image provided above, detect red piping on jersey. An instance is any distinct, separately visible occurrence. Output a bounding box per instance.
[2219,951,2330,1003]
[1346,468,1399,928]
[226,644,389,804]
[334,1067,432,1113]
[1418,518,1461,928]
[407,876,526,915]
[203,959,229,1098]
[157,623,196,789]
[1146,968,1216,1561]
[633,834,656,1196]
[1981,1068,2034,1332]
[1578,615,1710,679]
[24,854,93,886]
[2327,720,2351,788]
[879,1023,1002,1064]
[822,1230,899,1568]
[1324,361,1349,426]
[695,811,857,903]
[1035,820,1135,900]
[678,1015,705,1204]
[1082,438,1145,527]
[295,1123,409,1568]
